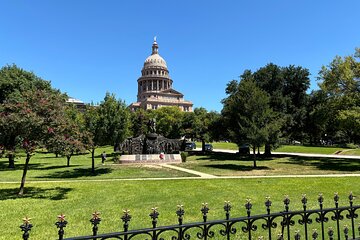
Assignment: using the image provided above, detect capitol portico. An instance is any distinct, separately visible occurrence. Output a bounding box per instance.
[129,38,193,112]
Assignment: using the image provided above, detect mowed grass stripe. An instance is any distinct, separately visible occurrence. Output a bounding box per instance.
[1,177,359,239]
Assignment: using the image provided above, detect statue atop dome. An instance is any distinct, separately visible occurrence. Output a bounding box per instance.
[152,37,159,54]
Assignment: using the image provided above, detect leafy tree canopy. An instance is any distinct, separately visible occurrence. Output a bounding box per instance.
[0,64,55,103]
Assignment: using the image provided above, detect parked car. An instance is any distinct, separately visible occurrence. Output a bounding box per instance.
[204,143,213,151]
[185,142,196,150]
[238,144,250,155]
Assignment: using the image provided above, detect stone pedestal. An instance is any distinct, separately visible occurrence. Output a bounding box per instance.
[119,154,181,164]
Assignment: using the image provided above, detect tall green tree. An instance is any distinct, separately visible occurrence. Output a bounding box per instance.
[193,107,213,152]
[83,105,100,174]
[252,63,310,143]
[97,92,131,148]
[46,105,87,167]
[222,78,276,167]
[318,48,360,143]
[130,108,149,137]
[149,106,183,138]
[0,64,53,103]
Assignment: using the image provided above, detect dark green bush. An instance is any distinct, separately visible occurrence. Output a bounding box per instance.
[180,152,188,162]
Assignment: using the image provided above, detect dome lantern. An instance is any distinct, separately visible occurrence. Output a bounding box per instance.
[152,36,158,55]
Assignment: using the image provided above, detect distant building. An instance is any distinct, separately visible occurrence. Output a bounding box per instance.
[129,38,193,112]
[66,97,86,110]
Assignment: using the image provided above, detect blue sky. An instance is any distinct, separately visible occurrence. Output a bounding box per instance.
[1,0,359,112]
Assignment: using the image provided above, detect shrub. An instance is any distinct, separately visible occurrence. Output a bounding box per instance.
[112,152,122,162]
[180,152,188,162]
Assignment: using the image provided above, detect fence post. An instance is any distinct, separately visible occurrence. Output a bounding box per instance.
[176,205,185,240]
[348,192,356,240]
[333,193,341,239]
[55,214,67,240]
[201,203,209,240]
[282,195,291,240]
[224,201,231,240]
[245,198,253,240]
[90,211,101,238]
[317,194,325,240]
[121,209,132,240]
[20,217,33,240]
[149,207,159,240]
[265,197,272,240]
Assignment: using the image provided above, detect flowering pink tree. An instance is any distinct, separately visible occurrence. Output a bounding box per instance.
[0,89,68,195]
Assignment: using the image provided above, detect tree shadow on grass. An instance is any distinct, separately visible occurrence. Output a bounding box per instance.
[0,160,81,172]
[0,187,72,201]
[39,165,81,170]
[285,156,360,172]
[37,167,112,179]
[203,164,271,171]
[194,152,247,161]
[0,161,42,171]
[193,151,278,162]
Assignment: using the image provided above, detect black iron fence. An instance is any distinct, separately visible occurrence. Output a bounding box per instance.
[20,193,360,240]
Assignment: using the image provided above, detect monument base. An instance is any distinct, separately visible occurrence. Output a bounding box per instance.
[119,154,181,164]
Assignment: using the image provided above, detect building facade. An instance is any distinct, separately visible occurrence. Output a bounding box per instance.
[129,38,193,112]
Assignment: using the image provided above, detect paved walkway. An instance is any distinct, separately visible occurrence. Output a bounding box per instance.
[159,163,217,178]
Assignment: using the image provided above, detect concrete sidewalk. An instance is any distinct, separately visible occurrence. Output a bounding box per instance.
[159,163,218,178]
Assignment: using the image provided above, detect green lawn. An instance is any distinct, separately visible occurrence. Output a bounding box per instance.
[181,152,360,176]
[0,147,194,182]
[2,146,360,239]
[275,145,347,154]
[1,177,359,239]
[340,148,360,155]
[199,141,359,155]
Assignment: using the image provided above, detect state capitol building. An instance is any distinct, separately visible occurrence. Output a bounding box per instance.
[129,38,193,112]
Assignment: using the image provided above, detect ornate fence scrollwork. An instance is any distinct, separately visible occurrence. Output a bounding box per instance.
[19,192,360,239]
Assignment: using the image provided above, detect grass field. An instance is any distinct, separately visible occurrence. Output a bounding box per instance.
[1,146,360,239]
[1,177,359,239]
[0,147,193,182]
[197,142,359,155]
[181,152,360,176]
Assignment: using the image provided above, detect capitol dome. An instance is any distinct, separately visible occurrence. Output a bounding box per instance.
[129,37,193,112]
[143,38,168,69]
[144,54,167,69]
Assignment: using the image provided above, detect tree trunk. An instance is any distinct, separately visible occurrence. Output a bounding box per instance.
[201,139,205,152]
[66,155,71,167]
[264,144,272,156]
[91,148,95,174]
[8,153,15,169]
[252,147,257,168]
[18,153,31,195]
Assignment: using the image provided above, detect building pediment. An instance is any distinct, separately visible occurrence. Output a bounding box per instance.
[161,88,183,96]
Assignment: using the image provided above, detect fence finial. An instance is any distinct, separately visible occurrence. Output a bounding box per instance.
[20,216,33,240]
[121,209,132,232]
[55,214,67,240]
[176,204,185,225]
[149,207,159,228]
[90,211,101,236]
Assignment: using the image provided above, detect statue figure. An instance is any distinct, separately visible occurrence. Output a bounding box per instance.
[148,118,156,133]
